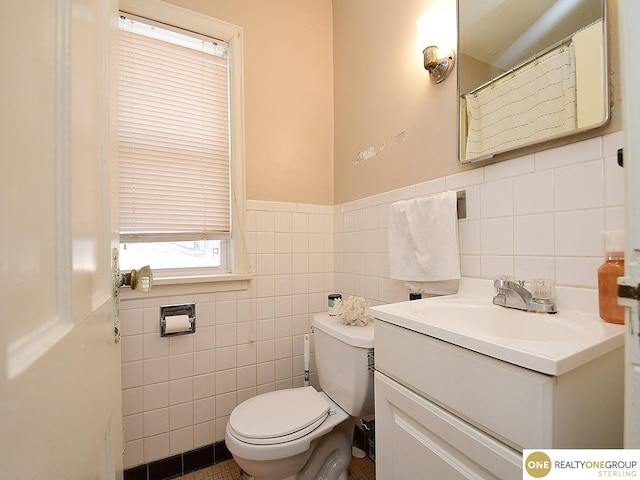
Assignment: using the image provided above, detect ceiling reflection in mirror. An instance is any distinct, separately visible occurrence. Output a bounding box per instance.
[458,0,608,164]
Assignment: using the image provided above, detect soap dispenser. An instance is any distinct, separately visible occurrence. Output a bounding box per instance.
[597,230,625,324]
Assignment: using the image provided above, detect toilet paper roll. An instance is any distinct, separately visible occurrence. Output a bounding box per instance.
[164,314,191,334]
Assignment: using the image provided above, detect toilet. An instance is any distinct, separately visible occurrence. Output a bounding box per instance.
[225,313,374,480]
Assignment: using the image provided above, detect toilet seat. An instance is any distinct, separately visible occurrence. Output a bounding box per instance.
[228,387,331,445]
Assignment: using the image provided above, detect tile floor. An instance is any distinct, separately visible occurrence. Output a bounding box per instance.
[177,455,376,480]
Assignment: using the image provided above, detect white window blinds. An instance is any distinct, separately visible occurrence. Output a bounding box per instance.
[118,15,231,243]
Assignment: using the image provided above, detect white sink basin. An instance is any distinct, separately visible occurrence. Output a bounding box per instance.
[370,279,624,375]
[411,298,602,342]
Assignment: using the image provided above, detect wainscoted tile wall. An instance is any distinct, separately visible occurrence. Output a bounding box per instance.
[120,131,624,470]
[334,132,625,305]
[120,202,334,469]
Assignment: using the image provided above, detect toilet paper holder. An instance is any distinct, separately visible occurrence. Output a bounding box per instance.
[160,303,196,337]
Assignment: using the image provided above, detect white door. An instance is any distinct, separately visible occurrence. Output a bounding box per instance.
[618,0,640,448]
[0,0,121,478]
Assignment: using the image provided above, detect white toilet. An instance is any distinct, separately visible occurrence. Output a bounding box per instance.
[225,313,374,480]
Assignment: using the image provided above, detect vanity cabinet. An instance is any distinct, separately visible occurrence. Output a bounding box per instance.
[374,320,624,480]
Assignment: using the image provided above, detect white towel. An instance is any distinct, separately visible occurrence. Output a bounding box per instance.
[388,192,460,295]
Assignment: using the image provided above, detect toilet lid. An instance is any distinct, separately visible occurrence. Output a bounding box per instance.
[228,387,330,445]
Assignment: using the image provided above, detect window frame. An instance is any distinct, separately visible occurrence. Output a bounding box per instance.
[118,0,250,298]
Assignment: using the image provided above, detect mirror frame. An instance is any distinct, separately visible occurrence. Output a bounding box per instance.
[457,0,610,164]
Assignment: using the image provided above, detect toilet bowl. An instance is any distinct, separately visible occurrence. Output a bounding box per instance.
[225,313,374,480]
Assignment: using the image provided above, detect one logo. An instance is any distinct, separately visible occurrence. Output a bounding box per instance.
[525,451,552,478]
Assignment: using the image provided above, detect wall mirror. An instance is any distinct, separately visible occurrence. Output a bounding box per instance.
[457,0,608,164]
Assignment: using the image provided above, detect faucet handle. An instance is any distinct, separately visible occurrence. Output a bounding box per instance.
[493,275,515,290]
[532,278,554,301]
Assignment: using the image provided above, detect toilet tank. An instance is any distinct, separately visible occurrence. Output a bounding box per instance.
[312,313,374,417]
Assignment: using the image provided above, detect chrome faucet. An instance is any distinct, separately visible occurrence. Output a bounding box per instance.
[493,278,557,314]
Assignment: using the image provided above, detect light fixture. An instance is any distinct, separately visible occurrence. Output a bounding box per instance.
[416,11,456,84]
[422,45,455,83]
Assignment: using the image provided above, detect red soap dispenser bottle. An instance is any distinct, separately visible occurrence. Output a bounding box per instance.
[597,230,625,324]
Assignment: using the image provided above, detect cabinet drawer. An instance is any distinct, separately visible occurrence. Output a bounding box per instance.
[375,371,522,480]
[375,320,554,450]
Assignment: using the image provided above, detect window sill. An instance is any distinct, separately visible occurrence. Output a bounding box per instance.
[120,272,252,300]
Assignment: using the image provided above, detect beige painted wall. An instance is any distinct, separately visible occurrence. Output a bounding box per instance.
[163,0,621,206]
[333,0,622,204]
[163,0,335,206]
[333,0,461,205]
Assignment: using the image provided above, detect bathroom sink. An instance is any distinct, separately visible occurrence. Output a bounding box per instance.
[411,299,600,342]
[370,278,624,375]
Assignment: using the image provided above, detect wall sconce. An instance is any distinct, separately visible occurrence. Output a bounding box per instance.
[417,12,456,84]
[422,45,455,83]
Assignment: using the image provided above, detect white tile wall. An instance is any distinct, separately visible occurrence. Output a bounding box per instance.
[121,132,625,469]
[121,201,334,469]
[334,131,625,303]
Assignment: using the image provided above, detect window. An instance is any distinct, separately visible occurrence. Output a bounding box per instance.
[117,3,248,283]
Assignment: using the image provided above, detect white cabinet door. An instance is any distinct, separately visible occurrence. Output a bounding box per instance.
[0,0,121,477]
[375,372,522,480]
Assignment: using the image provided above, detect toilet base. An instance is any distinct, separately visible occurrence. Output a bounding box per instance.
[295,426,351,480]
[231,420,352,480]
